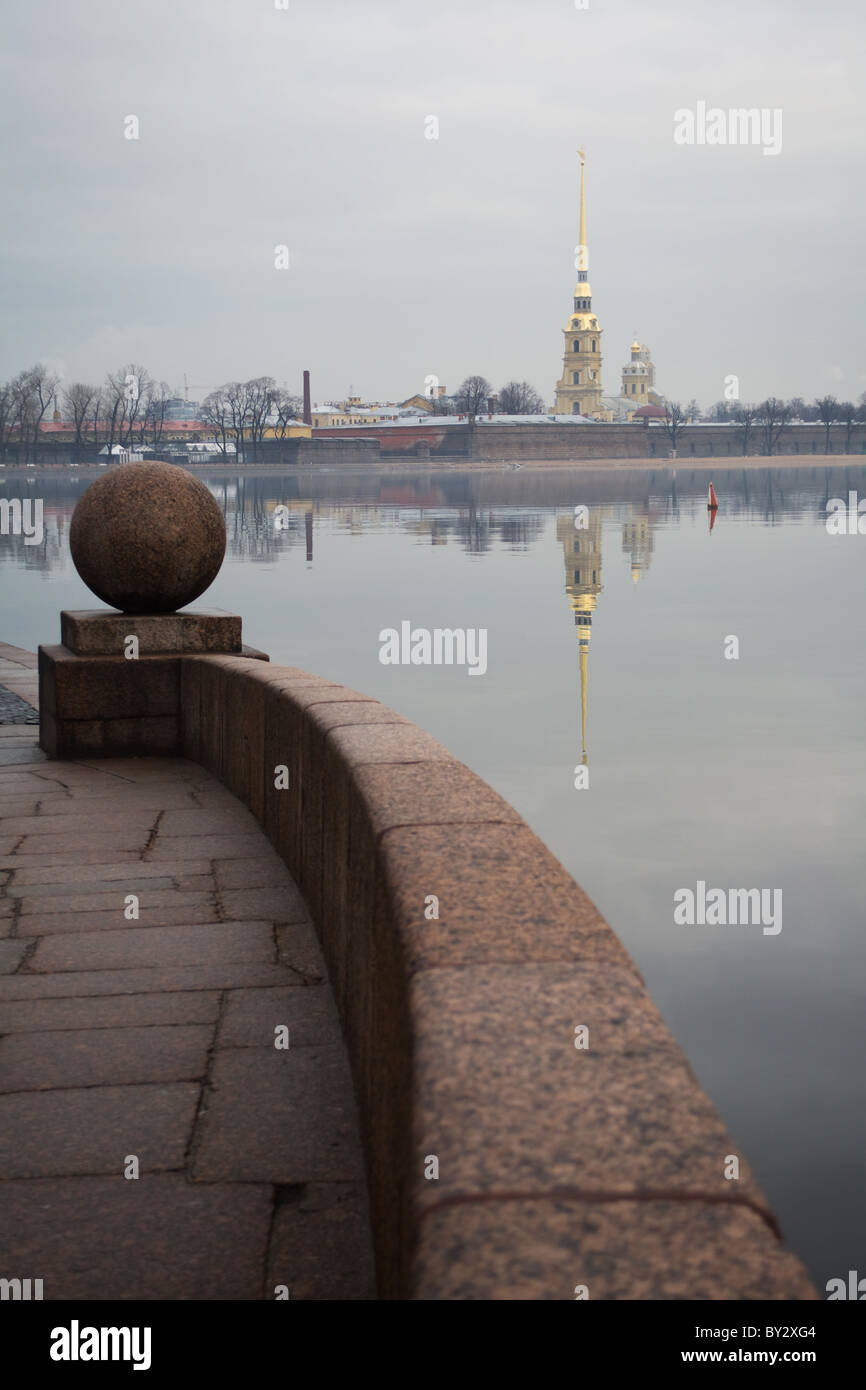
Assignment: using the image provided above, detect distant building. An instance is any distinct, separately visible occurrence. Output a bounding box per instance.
[313,401,409,426]
[600,341,662,421]
[621,340,655,402]
[163,398,201,421]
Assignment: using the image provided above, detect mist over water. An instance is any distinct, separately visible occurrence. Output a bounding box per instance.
[2,462,865,1287]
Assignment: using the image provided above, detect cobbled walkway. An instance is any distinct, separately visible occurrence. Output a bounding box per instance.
[0,644,39,732]
[0,645,375,1300]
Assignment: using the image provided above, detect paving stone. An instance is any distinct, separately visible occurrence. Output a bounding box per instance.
[0,850,145,870]
[0,747,46,765]
[157,808,262,837]
[0,740,374,1299]
[220,986,341,1049]
[0,990,220,1034]
[0,940,28,973]
[145,834,276,861]
[0,1023,213,1092]
[73,758,207,783]
[9,860,212,888]
[172,873,216,892]
[0,961,291,1000]
[18,886,208,915]
[25,787,201,813]
[267,1181,376,1300]
[21,900,220,934]
[221,885,309,923]
[214,858,291,890]
[0,773,58,790]
[192,1046,365,1183]
[275,921,327,981]
[0,1082,198,1177]
[0,810,158,836]
[15,833,150,856]
[0,1175,274,1299]
[0,800,39,817]
[29,921,276,973]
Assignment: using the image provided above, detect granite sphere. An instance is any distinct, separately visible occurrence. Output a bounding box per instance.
[69,462,227,614]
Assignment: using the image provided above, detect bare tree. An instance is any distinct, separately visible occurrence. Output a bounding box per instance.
[246,376,280,457]
[201,388,233,455]
[708,399,735,422]
[143,381,172,452]
[11,365,60,462]
[0,382,15,461]
[837,401,857,453]
[661,400,686,452]
[498,381,545,415]
[757,397,791,456]
[271,389,304,439]
[63,383,99,458]
[104,364,153,453]
[733,403,759,456]
[224,381,254,460]
[815,395,838,454]
[88,390,104,456]
[454,375,492,419]
[685,398,701,421]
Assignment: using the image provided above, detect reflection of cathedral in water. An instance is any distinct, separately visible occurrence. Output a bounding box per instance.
[556,510,602,767]
[621,512,654,583]
[557,505,658,765]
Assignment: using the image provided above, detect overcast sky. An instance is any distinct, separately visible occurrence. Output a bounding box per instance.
[1,0,862,410]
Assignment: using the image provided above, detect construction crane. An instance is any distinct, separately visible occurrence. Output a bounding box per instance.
[183,375,218,403]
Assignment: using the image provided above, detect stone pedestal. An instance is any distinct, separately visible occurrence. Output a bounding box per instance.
[39,609,268,759]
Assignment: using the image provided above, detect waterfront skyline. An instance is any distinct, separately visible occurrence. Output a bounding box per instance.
[1,0,863,408]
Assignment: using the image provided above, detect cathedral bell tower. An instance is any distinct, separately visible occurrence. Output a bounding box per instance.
[554,150,603,416]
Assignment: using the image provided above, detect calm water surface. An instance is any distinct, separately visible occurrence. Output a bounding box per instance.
[2,462,865,1290]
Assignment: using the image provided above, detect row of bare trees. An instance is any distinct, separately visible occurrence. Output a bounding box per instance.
[700,394,861,442]
[0,363,176,462]
[663,394,866,456]
[0,364,304,462]
[432,376,546,417]
[200,379,302,460]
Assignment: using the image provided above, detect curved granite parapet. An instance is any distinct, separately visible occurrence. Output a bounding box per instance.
[180,654,816,1301]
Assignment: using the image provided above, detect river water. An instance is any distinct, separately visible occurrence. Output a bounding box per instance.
[2,461,864,1291]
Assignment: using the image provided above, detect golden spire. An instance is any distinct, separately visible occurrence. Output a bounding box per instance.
[578,149,587,252]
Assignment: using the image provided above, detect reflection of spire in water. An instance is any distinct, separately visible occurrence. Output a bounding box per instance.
[557,510,603,766]
[621,507,655,584]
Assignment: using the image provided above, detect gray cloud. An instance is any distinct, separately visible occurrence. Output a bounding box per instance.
[1,0,863,407]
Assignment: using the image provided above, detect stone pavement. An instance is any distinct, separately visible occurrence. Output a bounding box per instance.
[0,643,39,731]
[0,646,375,1300]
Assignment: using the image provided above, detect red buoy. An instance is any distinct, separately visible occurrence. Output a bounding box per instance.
[708,481,719,509]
